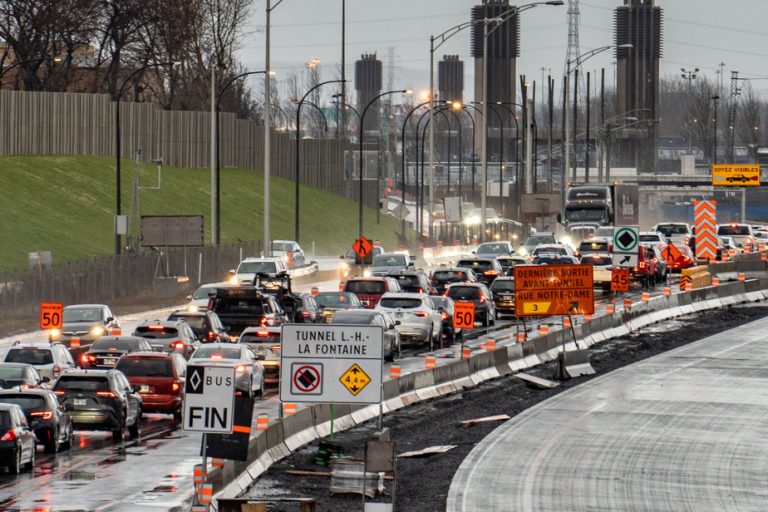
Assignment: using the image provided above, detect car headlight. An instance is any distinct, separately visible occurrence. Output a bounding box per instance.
[228,276,239,285]
[340,261,349,270]
[50,328,60,338]
[519,247,528,256]
[363,270,372,277]
[90,326,104,336]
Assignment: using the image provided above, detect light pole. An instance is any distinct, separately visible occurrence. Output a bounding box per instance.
[495,102,522,219]
[459,104,480,205]
[215,70,269,246]
[358,89,409,238]
[400,101,434,239]
[114,61,177,255]
[294,79,344,242]
[293,99,330,134]
[472,102,504,219]
[681,67,699,155]
[712,95,720,164]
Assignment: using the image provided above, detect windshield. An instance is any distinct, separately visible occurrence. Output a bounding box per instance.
[0,396,45,411]
[476,243,509,255]
[447,286,481,301]
[718,225,750,236]
[379,298,423,309]
[564,208,608,223]
[192,346,241,360]
[524,235,556,246]
[345,281,385,295]
[193,286,218,300]
[0,367,25,381]
[134,326,179,339]
[214,300,266,315]
[457,260,493,272]
[432,270,468,283]
[533,246,567,256]
[534,256,575,265]
[371,254,406,267]
[639,235,661,242]
[91,340,138,351]
[237,261,277,274]
[391,275,420,289]
[331,313,374,325]
[168,315,206,330]
[271,242,293,252]
[578,240,609,252]
[5,349,53,365]
[490,280,515,293]
[656,224,690,236]
[63,307,102,323]
[54,376,110,392]
[116,357,174,377]
[314,293,357,308]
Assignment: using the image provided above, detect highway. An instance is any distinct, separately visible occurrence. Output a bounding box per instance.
[447,309,768,512]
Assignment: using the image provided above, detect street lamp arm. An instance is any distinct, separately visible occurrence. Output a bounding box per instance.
[432,21,478,51]
[298,99,329,132]
[331,100,361,118]
[299,79,345,106]
[267,0,286,11]
[217,70,267,108]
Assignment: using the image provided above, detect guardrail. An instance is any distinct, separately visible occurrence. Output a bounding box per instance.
[205,254,768,508]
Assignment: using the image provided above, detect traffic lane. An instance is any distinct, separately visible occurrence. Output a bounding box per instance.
[447,310,768,512]
[0,415,197,511]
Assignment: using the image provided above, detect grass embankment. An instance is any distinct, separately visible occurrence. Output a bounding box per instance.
[0,156,404,270]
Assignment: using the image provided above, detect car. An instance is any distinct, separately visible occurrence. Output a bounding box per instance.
[294,294,322,323]
[229,257,289,285]
[0,389,74,453]
[0,363,47,389]
[313,292,363,323]
[664,244,696,272]
[496,255,527,276]
[51,304,120,352]
[639,231,666,246]
[376,293,442,350]
[2,341,76,381]
[719,236,739,259]
[530,244,576,260]
[652,223,692,246]
[445,282,496,327]
[115,352,187,424]
[339,245,386,281]
[575,237,612,259]
[342,277,401,309]
[269,240,306,268]
[133,320,199,359]
[387,269,436,294]
[519,232,558,257]
[430,267,478,294]
[330,309,400,361]
[455,258,504,286]
[238,327,281,385]
[186,282,233,309]
[189,344,265,398]
[717,223,755,251]
[532,254,580,265]
[79,336,155,369]
[630,245,657,288]
[208,286,289,335]
[726,174,752,183]
[0,403,36,473]
[474,241,515,258]
[580,253,613,290]
[366,253,414,277]
[646,244,669,284]
[489,277,516,317]
[429,296,461,344]
[166,309,231,343]
[53,369,143,441]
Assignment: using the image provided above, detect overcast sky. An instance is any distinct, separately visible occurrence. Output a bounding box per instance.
[237,0,768,102]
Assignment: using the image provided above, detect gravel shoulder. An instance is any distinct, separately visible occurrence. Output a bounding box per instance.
[244,305,768,511]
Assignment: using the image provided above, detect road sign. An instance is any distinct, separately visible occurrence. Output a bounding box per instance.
[611,253,638,268]
[280,324,383,404]
[40,302,63,331]
[453,301,476,329]
[183,364,236,434]
[339,363,371,396]
[694,199,718,260]
[353,236,374,265]
[203,395,254,461]
[610,268,630,292]
[613,226,639,254]
[662,242,682,264]
[712,164,760,186]
[514,264,594,317]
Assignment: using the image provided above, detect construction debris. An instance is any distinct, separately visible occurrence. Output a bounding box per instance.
[459,414,511,428]
[397,445,457,458]
[515,372,560,389]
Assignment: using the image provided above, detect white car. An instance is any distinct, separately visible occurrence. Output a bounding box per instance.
[375,293,442,350]
[1,341,76,381]
[580,253,613,290]
[187,281,232,309]
[229,257,289,285]
[717,223,755,251]
[638,231,666,247]
[652,223,692,246]
[530,244,575,260]
[269,240,305,268]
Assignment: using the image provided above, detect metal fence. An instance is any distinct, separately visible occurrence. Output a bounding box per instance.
[0,240,262,320]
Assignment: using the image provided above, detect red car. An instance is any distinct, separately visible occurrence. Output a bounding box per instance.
[342,277,401,309]
[630,245,657,288]
[115,352,187,424]
[664,245,696,272]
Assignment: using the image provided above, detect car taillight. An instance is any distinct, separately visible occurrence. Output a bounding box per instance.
[96,391,115,398]
[207,331,216,342]
[301,311,310,318]
[443,292,449,297]
[80,354,90,364]
[210,354,222,359]
[148,325,165,331]
[271,345,281,352]
[31,411,53,420]
[235,365,246,374]
[53,390,64,395]
[172,341,186,350]
[414,311,429,317]
[1,430,16,441]
[172,382,180,393]
[418,288,424,293]
[441,311,449,320]
[479,295,487,303]
[639,261,645,269]
[259,316,269,327]
[483,270,498,276]
[52,364,62,377]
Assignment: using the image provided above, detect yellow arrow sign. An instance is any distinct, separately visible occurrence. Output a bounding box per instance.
[522,302,551,315]
[340,363,371,396]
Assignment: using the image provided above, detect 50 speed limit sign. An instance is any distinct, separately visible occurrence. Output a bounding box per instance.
[40,302,63,330]
[453,301,476,329]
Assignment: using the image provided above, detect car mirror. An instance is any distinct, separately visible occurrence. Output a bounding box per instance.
[394,321,402,326]
[228,269,236,275]
[437,306,445,312]
[41,376,51,383]
[106,317,114,323]
[185,295,192,300]
[131,385,141,393]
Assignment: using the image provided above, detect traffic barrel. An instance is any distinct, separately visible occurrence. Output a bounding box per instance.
[211,458,225,468]
[761,245,768,254]
[623,298,632,310]
[712,277,720,286]
[198,483,213,504]
[110,328,121,335]
[663,287,671,297]
[310,287,319,296]
[563,317,571,329]
[425,356,437,369]
[641,292,650,303]
[70,338,80,349]
[191,506,208,512]
[193,464,203,486]
[739,272,746,282]
[389,364,401,379]
[516,332,526,344]
[484,340,496,352]
[461,347,471,360]
[606,304,615,314]
[538,325,549,336]
[283,403,297,416]
[256,414,269,431]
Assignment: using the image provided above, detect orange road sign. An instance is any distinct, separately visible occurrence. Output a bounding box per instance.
[40,302,63,330]
[610,268,630,292]
[661,242,682,264]
[453,301,476,329]
[352,236,374,264]
[712,164,760,186]
[514,264,594,317]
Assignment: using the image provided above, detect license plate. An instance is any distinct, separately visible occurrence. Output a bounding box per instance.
[73,399,86,406]
[139,385,150,393]
[102,358,117,366]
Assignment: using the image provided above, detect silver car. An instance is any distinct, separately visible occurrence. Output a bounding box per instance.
[189,344,265,399]
[2,341,76,381]
[269,240,306,268]
[375,293,442,350]
[51,304,120,350]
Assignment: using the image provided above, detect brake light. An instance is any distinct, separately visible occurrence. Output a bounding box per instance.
[259,316,269,327]
[96,391,115,398]
[148,325,165,331]
[483,270,498,276]
[414,311,429,317]
[53,390,64,395]
[639,261,646,269]
[1,430,15,441]
[31,411,53,420]
[257,330,270,337]
[207,331,216,342]
[80,354,90,364]
[441,311,449,320]
[271,345,281,352]
[172,341,185,350]
[479,295,487,303]
[418,288,424,293]
[211,354,222,359]
[172,382,180,393]
[235,365,246,374]
[301,311,310,318]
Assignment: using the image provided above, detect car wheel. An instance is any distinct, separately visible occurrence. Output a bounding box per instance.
[128,408,141,439]
[427,328,434,351]
[173,410,183,426]
[62,423,74,450]
[112,413,125,442]
[44,429,59,454]
[8,447,21,474]
[384,342,395,363]
[25,447,34,471]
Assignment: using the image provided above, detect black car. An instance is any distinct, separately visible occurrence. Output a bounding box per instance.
[166,309,231,343]
[445,283,496,327]
[430,267,478,294]
[133,320,199,359]
[313,292,363,323]
[0,403,36,473]
[295,294,322,323]
[0,363,48,389]
[388,269,436,295]
[455,258,504,286]
[0,389,73,453]
[53,369,142,441]
[430,296,461,343]
[79,336,155,369]
[489,277,516,317]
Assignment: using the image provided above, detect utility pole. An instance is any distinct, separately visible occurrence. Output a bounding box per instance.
[680,67,699,155]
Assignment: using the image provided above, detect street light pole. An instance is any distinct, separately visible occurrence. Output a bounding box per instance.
[265,0,286,257]
[681,67,699,155]
[712,95,720,164]
[400,101,434,239]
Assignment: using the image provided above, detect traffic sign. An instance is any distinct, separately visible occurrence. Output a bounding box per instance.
[611,252,638,268]
[40,302,63,331]
[280,324,383,404]
[662,242,682,264]
[613,226,639,254]
[183,364,236,434]
[453,301,476,329]
[712,164,760,186]
[353,236,374,265]
[514,264,594,317]
[694,200,718,261]
[610,268,630,292]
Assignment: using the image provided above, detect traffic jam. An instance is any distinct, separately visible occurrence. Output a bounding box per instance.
[0,213,762,506]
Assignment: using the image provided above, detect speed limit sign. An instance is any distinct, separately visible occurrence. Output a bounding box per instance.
[40,302,63,331]
[453,301,476,329]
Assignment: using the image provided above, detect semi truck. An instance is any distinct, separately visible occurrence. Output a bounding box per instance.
[560,183,639,241]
